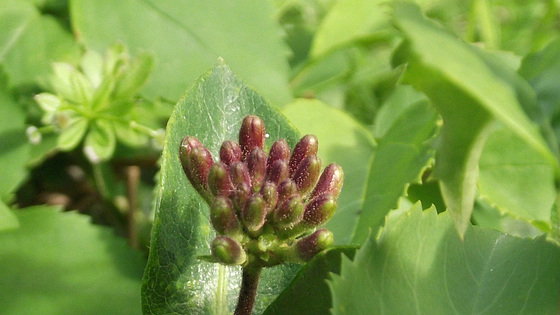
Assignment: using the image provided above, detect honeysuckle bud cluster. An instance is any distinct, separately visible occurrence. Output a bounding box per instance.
[180,115,343,267]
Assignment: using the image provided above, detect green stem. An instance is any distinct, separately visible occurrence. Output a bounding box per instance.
[234,266,262,315]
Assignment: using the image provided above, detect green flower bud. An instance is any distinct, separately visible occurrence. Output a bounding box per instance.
[266,159,289,185]
[261,182,278,214]
[239,115,265,159]
[289,134,318,175]
[211,236,247,265]
[220,140,242,166]
[247,148,267,192]
[233,182,251,213]
[295,228,333,261]
[242,195,267,235]
[230,162,251,188]
[293,155,322,196]
[209,163,233,197]
[179,136,213,199]
[273,196,304,230]
[210,196,241,236]
[277,179,298,207]
[268,138,290,166]
[303,194,336,227]
[310,163,344,200]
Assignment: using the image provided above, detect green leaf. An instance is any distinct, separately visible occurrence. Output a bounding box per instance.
[478,126,555,225]
[70,0,292,106]
[310,0,393,57]
[282,99,375,245]
[351,86,439,244]
[84,119,116,162]
[0,206,145,314]
[393,2,557,236]
[113,52,154,100]
[263,246,357,315]
[330,204,560,315]
[141,61,301,314]
[0,68,30,199]
[0,200,18,231]
[57,117,88,151]
[0,0,80,87]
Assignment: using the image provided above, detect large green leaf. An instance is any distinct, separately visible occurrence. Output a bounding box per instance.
[393,2,557,237]
[0,0,80,87]
[282,99,375,245]
[0,200,18,231]
[263,246,357,315]
[0,206,146,314]
[351,86,439,244]
[141,61,301,314]
[330,203,560,314]
[70,0,291,106]
[478,126,555,225]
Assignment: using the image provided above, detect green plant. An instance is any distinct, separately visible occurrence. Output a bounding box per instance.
[3,0,560,314]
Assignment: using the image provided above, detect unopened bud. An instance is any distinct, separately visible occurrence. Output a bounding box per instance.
[268,139,290,166]
[273,196,304,230]
[261,182,278,214]
[239,115,265,159]
[179,136,213,198]
[230,162,251,187]
[295,228,333,261]
[293,155,322,196]
[289,134,318,175]
[303,194,336,227]
[310,163,344,200]
[220,140,242,166]
[242,195,267,235]
[266,159,289,185]
[277,179,298,206]
[247,148,267,191]
[208,163,233,197]
[210,196,240,235]
[211,236,247,265]
[233,182,251,212]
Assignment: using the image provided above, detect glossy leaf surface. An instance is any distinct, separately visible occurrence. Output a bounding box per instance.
[141,61,301,314]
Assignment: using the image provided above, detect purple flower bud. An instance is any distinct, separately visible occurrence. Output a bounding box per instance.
[230,162,251,188]
[266,159,289,185]
[273,196,304,229]
[268,138,290,166]
[219,140,242,166]
[211,236,247,265]
[242,195,267,235]
[247,148,267,192]
[239,115,265,159]
[208,163,233,197]
[289,134,318,175]
[179,136,214,199]
[310,163,344,200]
[232,182,251,212]
[210,196,240,235]
[260,182,278,214]
[277,179,298,206]
[293,155,322,196]
[295,228,333,261]
[303,194,336,227]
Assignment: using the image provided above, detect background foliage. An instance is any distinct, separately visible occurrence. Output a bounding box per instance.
[2,0,560,314]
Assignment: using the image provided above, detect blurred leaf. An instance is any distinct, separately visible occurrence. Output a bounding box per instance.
[0,206,145,314]
[351,86,438,244]
[113,52,154,100]
[264,246,357,315]
[393,2,556,237]
[0,0,80,87]
[70,0,292,106]
[311,0,393,58]
[0,201,18,231]
[57,117,88,151]
[478,126,555,225]
[282,99,375,245]
[0,68,30,199]
[141,61,301,314]
[331,204,560,315]
[84,119,116,161]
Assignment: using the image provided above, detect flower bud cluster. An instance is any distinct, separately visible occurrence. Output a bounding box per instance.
[180,115,343,267]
